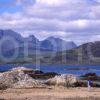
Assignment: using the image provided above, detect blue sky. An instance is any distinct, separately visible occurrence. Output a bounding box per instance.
[0,0,22,13]
[0,0,100,44]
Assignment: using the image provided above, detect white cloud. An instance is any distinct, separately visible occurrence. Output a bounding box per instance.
[95,0,100,3]
[0,0,100,44]
[36,0,62,6]
[36,0,89,7]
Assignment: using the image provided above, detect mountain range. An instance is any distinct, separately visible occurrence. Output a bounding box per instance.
[0,29,77,63]
[0,29,100,65]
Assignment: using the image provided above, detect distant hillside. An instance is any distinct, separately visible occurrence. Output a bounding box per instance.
[40,41,100,65]
[2,41,100,65]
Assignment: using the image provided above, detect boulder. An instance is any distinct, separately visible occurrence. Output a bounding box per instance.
[45,74,77,87]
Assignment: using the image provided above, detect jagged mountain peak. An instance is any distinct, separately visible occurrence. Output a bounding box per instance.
[41,36,77,51]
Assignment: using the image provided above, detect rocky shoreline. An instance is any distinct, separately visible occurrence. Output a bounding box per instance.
[0,67,100,100]
[0,67,77,89]
[0,67,100,90]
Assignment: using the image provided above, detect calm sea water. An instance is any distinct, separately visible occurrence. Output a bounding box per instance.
[0,64,100,76]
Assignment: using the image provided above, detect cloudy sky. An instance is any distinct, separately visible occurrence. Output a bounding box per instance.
[0,0,100,44]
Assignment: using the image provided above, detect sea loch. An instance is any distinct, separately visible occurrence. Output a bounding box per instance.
[0,64,100,75]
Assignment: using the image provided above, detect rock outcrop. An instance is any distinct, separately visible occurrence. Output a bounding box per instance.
[0,67,44,89]
[13,79,44,89]
[45,74,77,87]
[0,67,78,89]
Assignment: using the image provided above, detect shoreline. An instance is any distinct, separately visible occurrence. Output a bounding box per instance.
[0,67,100,100]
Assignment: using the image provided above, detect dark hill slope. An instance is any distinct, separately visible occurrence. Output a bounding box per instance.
[41,42,100,65]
